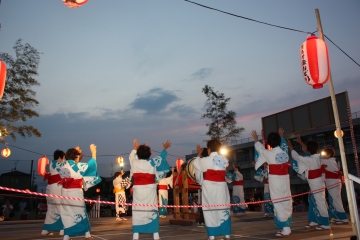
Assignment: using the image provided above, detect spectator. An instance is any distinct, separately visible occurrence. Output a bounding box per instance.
[18,199,27,218]
[2,199,14,221]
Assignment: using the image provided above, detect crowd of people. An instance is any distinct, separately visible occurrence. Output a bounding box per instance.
[0,131,353,239]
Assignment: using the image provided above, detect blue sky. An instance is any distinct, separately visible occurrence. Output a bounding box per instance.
[0,0,359,189]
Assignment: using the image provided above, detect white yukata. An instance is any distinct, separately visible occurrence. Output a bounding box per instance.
[254,168,274,214]
[291,151,330,226]
[226,170,246,214]
[254,138,292,229]
[158,174,173,216]
[321,157,348,222]
[59,159,101,238]
[193,152,231,237]
[129,149,170,234]
[43,160,65,232]
[113,176,131,218]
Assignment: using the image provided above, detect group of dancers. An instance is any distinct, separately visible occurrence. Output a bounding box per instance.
[41,144,101,240]
[40,131,349,240]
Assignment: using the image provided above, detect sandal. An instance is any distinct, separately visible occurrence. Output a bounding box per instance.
[316,225,330,230]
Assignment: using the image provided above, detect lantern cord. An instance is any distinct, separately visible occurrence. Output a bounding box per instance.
[184,0,312,34]
[325,35,360,67]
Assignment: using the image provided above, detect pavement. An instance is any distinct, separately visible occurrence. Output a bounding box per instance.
[0,211,355,240]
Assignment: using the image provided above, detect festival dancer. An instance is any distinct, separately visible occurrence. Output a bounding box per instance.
[59,144,101,240]
[321,147,348,224]
[113,170,131,221]
[287,138,330,230]
[41,150,66,236]
[226,163,246,216]
[158,167,174,218]
[251,128,292,237]
[193,140,231,240]
[254,162,274,217]
[130,139,171,240]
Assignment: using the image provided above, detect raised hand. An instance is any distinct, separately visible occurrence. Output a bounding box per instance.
[286,140,294,151]
[133,139,140,150]
[162,140,172,150]
[278,128,284,138]
[90,144,97,159]
[196,144,203,157]
[251,130,258,142]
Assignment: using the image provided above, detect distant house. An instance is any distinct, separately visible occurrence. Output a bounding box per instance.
[0,170,31,190]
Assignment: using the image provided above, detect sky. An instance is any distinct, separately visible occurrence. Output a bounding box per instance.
[0,0,359,190]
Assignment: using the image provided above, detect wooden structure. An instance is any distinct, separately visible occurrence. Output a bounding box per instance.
[169,169,200,226]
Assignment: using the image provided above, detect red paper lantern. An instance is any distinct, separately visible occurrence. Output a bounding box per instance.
[0,61,7,100]
[176,158,184,172]
[1,148,11,158]
[62,0,88,8]
[38,156,49,176]
[96,188,100,193]
[300,35,330,89]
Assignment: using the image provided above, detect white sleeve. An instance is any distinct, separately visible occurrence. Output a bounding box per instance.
[254,142,267,170]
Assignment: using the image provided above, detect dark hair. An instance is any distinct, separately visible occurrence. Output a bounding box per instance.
[165,171,172,178]
[207,139,221,153]
[137,145,151,159]
[234,166,240,171]
[267,132,281,148]
[306,140,319,155]
[201,148,209,158]
[65,148,81,161]
[53,149,65,160]
[114,172,121,178]
[323,147,335,158]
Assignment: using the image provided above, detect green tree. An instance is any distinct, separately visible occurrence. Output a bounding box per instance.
[0,39,41,142]
[201,85,244,144]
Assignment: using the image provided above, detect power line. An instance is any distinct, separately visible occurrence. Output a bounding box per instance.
[184,0,312,34]
[324,35,360,67]
[184,1,360,69]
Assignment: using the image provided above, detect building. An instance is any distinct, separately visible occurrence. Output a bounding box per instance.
[185,111,360,202]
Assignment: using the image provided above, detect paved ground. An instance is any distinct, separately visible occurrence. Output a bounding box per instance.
[0,212,354,240]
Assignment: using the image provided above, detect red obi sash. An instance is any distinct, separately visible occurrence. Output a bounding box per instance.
[308,165,327,179]
[233,180,244,185]
[325,170,342,179]
[203,170,226,182]
[133,173,155,185]
[43,174,62,185]
[59,178,83,189]
[268,162,291,175]
[264,178,269,184]
[158,185,168,190]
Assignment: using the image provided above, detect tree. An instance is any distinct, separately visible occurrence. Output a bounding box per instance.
[201,85,244,144]
[0,39,41,142]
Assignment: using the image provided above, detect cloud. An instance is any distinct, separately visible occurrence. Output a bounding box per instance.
[190,68,213,80]
[129,88,180,115]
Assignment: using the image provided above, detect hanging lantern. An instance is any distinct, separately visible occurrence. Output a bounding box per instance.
[300,35,330,89]
[176,158,184,172]
[96,188,100,193]
[334,129,344,138]
[0,61,7,100]
[62,0,88,9]
[266,145,272,151]
[116,156,124,167]
[38,156,49,176]
[1,148,11,158]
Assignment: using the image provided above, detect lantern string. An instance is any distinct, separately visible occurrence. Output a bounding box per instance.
[324,35,360,67]
[4,144,185,159]
[184,0,313,34]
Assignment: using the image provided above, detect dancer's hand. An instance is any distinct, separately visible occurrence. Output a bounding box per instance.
[133,139,140,150]
[90,144,96,159]
[278,128,284,138]
[251,130,258,142]
[162,140,171,150]
[196,144,203,157]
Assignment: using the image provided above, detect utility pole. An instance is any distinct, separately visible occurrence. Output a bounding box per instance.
[315,8,358,238]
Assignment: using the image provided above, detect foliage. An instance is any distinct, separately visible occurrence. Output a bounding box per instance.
[201,85,244,144]
[0,39,41,142]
